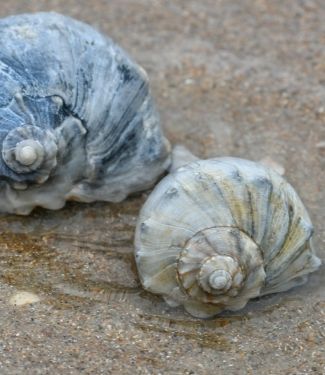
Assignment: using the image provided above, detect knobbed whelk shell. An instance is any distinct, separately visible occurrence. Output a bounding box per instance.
[135,157,321,318]
[0,12,170,214]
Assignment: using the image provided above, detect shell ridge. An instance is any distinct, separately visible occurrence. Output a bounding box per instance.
[72,65,91,120]
[142,263,177,295]
[198,163,239,227]
[264,199,303,269]
[262,251,320,295]
[52,22,80,109]
[85,70,149,168]
[157,173,221,232]
[265,242,309,284]
[0,59,26,83]
[228,227,248,256]
[13,94,36,126]
[0,52,33,90]
[230,161,262,242]
[182,225,262,250]
[215,158,272,241]
[265,225,313,281]
[143,216,196,235]
[83,52,117,129]
[136,246,183,257]
[172,169,226,228]
[216,158,253,237]
[205,160,254,236]
[258,168,274,247]
[228,160,279,248]
[261,189,290,263]
[0,61,28,107]
[249,176,275,245]
[0,105,25,127]
[90,92,143,165]
[137,253,179,280]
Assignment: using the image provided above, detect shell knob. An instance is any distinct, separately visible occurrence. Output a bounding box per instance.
[15,140,44,167]
[198,256,244,295]
[2,126,58,183]
[208,270,232,291]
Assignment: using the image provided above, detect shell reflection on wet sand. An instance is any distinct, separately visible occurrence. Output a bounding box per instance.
[0,199,143,309]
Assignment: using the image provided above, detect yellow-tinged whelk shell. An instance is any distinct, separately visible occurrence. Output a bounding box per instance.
[134,157,321,318]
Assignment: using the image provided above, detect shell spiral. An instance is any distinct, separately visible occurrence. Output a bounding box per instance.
[135,157,321,318]
[0,12,170,214]
[2,125,58,183]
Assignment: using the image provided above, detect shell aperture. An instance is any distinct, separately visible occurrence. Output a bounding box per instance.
[134,157,321,318]
[0,12,170,214]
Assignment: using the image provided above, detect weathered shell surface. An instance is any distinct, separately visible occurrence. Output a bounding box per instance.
[135,157,321,318]
[0,12,170,214]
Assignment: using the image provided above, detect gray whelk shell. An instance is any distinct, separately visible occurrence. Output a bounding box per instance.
[0,12,170,214]
[134,157,321,318]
